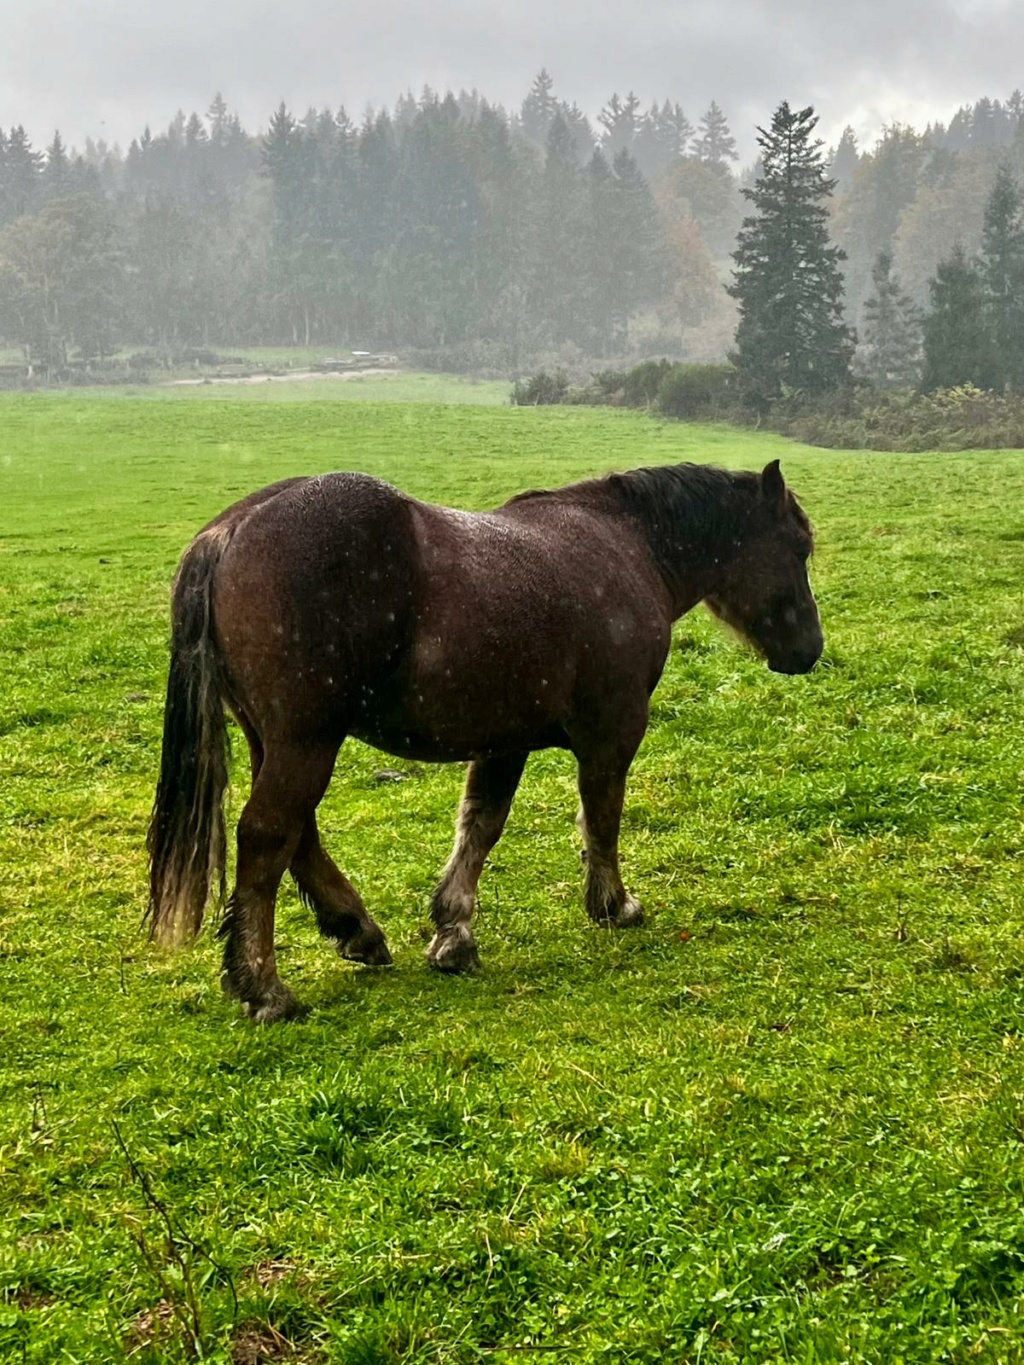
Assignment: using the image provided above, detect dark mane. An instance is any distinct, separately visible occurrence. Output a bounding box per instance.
[512,462,814,590]
[507,462,769,572]
[608,462,761,552]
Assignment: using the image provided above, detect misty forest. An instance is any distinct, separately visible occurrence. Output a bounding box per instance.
[3,74,1024,388]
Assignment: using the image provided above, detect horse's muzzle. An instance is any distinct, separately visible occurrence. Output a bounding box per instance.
[768,642,823,675]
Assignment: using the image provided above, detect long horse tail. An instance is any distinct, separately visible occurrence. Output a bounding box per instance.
[146,526,233,946]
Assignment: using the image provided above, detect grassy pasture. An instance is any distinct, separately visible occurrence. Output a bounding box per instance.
[42,371,510,407]
[2,392,1024,1363]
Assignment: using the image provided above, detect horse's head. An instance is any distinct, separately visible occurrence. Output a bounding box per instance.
[705,460,823,675]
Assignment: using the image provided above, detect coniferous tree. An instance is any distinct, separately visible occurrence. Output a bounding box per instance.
[693,102,737,165]
[854,250,922,388]
[0,126,43,222]
[829,127,859,187]
[527,112,587,346]
[598,92,642,162]
[921,244,998,391]
[43,132,69,195]
[830,123,927,318]
[520,70,559,146]
[729,102,854,400]
[979,164,1024,389]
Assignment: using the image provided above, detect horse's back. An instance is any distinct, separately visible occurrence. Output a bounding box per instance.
[209,474,418,735]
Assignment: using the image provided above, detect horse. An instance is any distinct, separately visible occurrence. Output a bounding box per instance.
[147,459,822,1022]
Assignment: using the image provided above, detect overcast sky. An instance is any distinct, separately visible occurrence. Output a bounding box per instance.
[2,0,1022,160]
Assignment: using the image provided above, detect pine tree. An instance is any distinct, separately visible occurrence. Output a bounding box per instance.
[693,102,737,164]
[829,127,859,188]
[520,70,558,146]
[43,131,69,195]
[598,92,642,161]
[661,102,694,161]
[921,244,998,391]
[979,164,1024,389]
[207,93,230,144]
[855,251,922,388]
[0,126,44,222]
[729,102,854,401]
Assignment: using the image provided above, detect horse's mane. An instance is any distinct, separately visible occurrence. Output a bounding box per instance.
[505,462,812,583]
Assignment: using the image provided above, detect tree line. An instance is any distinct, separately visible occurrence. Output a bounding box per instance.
[0,79,740,369]
[4,76,1024,396]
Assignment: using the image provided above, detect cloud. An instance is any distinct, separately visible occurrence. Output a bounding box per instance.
[1,0,1022,157]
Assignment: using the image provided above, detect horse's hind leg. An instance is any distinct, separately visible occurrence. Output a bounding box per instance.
[576,747,644,929]
[221,741,336,1022]
[428,751,528,973]
[290,815,392,966]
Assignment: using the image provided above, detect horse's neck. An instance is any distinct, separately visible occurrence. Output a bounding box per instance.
[621,483,741,620]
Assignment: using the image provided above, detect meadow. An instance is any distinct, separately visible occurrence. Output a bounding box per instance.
[2,386,1024,1363]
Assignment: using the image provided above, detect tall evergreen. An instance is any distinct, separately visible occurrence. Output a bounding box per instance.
[520,70,559,147]
[829,127,859,187]
[693,102,737,164]
[598,92,642,161]
[0,126,43,222]
[855,250,922,388]
[43,132,70,194]
[729,102,854,400]
[921,244,998,391]
[979,164,1024,389]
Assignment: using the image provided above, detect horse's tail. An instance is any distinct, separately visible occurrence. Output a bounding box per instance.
[146,526,233,946]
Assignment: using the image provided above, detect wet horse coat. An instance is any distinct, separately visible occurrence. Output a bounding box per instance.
[148,461,822,1020]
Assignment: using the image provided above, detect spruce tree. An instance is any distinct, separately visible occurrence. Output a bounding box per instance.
[693,102,737,164]
[829,126,859,188]
[0,126,43,222]
[598,92,642,161]
[520,70,559,146]
[979,164,1024,389]
[729,102,854,401]
[855,251,922,388]
[921,244,998,391]
[43,131,69,195]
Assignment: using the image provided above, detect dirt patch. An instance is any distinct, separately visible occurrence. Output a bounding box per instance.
[230,1321,300,1363]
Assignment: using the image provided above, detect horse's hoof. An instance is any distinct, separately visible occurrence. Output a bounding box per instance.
[427,928,481,974]
[241,985,308,1024]
[339,927,393,967]
[613,896,645,928]
[590,896,645,929]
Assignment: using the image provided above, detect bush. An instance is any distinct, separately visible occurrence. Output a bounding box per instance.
[780,385,1024,451]
[657,363,737,419]
[510,370,570,405]
[623,359,674,407]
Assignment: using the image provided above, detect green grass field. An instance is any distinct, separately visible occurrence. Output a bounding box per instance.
[28,371,511,406]
[2,391,1024,1364]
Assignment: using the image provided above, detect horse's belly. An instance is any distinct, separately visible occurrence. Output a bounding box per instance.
[351,628,575,761]
[350,719,568,764]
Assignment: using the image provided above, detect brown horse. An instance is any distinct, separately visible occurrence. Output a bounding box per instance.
[148,460,822,1021]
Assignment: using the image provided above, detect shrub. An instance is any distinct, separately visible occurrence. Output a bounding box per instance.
[623,359,674,407]
[510,370,570,406]
[657,363,737,419]
[780,384,1024,451]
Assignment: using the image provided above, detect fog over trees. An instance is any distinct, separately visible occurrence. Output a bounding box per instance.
[2,77,1024,379]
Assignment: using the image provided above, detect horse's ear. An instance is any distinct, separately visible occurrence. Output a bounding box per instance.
[760,459,787,513]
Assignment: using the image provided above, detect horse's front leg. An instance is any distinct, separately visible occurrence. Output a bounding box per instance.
[220,742,336,1022]
[576,747,644,928]
[428,751,528,973]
